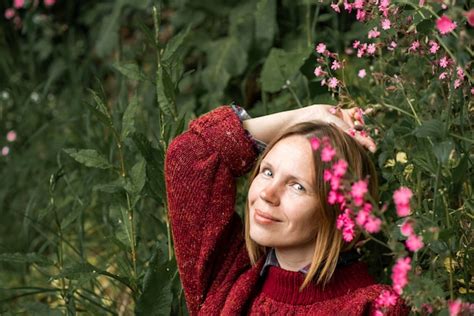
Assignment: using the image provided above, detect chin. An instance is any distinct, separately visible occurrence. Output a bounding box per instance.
[249,222,275,247]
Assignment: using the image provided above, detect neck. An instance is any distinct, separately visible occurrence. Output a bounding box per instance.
[274,242,314,271]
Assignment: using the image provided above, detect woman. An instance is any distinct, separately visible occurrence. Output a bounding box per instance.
[165,104,407,315]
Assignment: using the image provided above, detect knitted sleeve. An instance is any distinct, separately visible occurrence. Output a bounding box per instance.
[165,106,258,315]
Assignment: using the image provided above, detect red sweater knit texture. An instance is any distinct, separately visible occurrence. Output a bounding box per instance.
[165,106,408,315]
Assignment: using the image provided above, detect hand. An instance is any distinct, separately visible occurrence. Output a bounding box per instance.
[294,104,377,153]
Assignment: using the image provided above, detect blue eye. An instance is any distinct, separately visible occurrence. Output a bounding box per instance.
[292,183,305,192]
[262,168,273,177]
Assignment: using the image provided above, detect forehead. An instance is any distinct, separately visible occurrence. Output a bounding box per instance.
[262,135,315,179]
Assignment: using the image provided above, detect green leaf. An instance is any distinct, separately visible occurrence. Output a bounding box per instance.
[64,149,113,169]
[94,0,127,57]
[433,140,454,164]
[0,253,54,267]
[201,37,248,93]
[136,248,174,316]
[261,47,310,92]
[255,0,277,52]
[417,19,435,35]
[87,89,114,128]
[132,133,166,200]
[54,262,97,280]
[60,207,82,230]
[156,64,177,118]
[162,26,191,63]
[93,177,126,193]
[414,119,445,140]
[121,96,139,140]
[113,62,148,82]
[128,156,146,195]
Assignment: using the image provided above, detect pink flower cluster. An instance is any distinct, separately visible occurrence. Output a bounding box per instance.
[391,256,411,294]
[4,0,56,25]
[310,136,383,242]
[2,130,17,157]
[374,289,399,315]
[393,186,412,217]
[313,43,343,90]
[401,220,424,252]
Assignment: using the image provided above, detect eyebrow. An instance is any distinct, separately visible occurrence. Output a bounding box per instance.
[260,160,314,187]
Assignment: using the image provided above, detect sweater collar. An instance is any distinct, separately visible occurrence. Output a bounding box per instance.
[260,261,375,305]
[260,248,361,277]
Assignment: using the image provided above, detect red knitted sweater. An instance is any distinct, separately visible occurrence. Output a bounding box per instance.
[165,106,408,315]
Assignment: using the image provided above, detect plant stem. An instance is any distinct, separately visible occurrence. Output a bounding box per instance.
[287,84,303,108]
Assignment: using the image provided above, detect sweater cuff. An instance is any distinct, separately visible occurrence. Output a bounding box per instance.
[188,106,259,176]
[230,103,267,154]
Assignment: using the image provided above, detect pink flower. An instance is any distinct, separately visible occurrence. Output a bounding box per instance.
[331,60,341,70]
[429,40,440,54]
[356,209,369,226]
[419,0,425,6]
[328,190,344,205]
[358,69,367,78]
[368,27,380,39]
[327,77,339,89]
[406,234,424,252]
[354,0,364,9]
[396,204,411,217]
[408,40,420,52]
[353,40,360,49]
[4,8,15,19]
[324,169,332,181]
[316,43,327,54]
[330,176,341,191]
[448,299,462,316]
[1,146,9,156]
[464,9,474,27]
[356,9,366,21]
[6,130,17,142]
[331,3,341,13]
[375,290,398,307]
[364,215,382,233]
[456,67,464,79]
[439,56,449,68]
[13,0,24,9]
[454,79,462,89]
[381,19,391,30]
[387,41,397,51]
[44,0,56,7]
[471,87,474,95]
[400,220,414,237]
[374,311,384,316]
[314,66,325,77]
[391,257,411,294]
[321,145,336,161]
[344,1,353,12]
[436,15,457,35]
[393,187,412,205]
[367,43,376,55]
[357,43,367,57]
[393,187,413,217]
[351,180,368,206]
[439,72,447,80]
[343,225,355,241]
[310,137,320,150]
[332,159,348,177]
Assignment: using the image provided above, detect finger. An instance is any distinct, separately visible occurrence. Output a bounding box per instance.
[344,129,377,153]
[340,109,356,128]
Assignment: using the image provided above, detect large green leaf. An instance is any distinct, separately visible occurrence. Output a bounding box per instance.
[414,119,446,140]
[94,0,126,58]
[64,149,113,170]
[255,0,277,52]
[260,47,310,92]
[202,37,248,93]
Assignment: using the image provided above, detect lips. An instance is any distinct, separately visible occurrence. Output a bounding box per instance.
[255,209,281,222]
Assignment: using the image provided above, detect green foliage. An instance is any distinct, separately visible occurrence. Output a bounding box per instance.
[0,0,472,314]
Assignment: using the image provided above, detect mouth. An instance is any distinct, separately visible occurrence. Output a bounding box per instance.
[254,209,281,224]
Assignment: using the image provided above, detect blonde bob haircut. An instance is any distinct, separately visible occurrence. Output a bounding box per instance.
[244,121,378,291]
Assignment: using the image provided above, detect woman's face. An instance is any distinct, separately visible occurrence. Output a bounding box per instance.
[248,135,320,250]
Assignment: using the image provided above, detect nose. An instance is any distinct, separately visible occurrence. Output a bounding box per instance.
[259,181,280,206]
